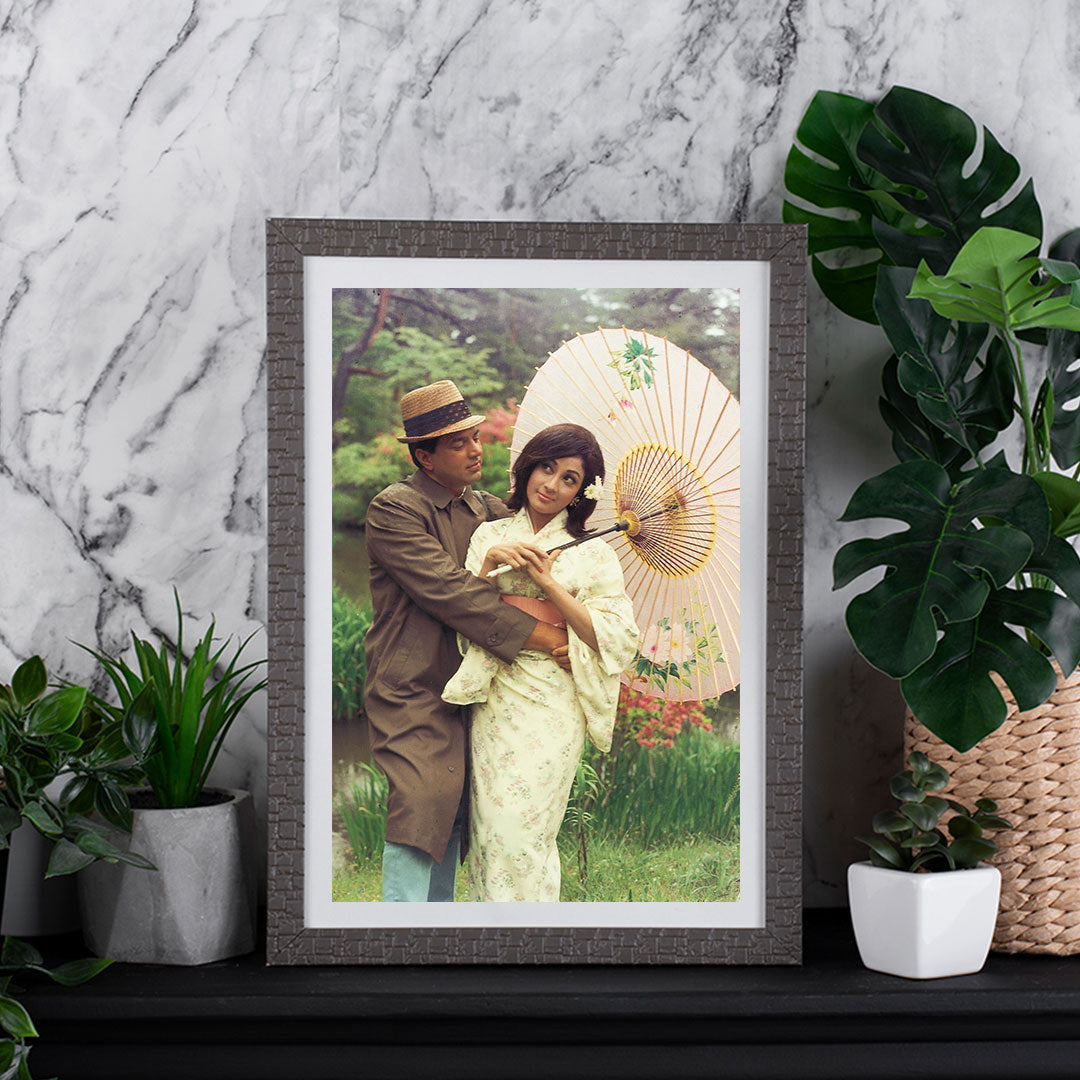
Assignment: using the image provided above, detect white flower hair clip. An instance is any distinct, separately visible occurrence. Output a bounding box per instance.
[583,476,604,501]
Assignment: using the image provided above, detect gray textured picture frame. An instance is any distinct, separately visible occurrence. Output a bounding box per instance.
[265,218,806,965]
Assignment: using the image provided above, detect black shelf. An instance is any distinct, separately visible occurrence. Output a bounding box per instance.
[20,908,1080,1080]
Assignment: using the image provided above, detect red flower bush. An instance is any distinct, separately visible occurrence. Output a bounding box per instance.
[479,399,518,444]
[616,685,711,749]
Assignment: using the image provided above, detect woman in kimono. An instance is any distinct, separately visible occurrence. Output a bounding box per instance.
[443,423,640,901]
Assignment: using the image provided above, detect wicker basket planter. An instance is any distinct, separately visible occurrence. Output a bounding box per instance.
[905,664,1080,955]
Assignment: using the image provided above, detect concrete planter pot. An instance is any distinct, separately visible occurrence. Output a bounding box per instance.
[77,787,257,966]
[848,861,1001,979]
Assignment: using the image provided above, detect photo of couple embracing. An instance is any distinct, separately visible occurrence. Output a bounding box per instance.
[332,288,742,906]
[366,380,638,902]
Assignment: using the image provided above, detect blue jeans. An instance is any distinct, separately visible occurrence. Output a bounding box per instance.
[382,812,463,902]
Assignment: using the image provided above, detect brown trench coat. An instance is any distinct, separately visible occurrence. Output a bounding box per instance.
[363,469,536,863]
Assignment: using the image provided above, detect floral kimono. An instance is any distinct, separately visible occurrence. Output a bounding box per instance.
[442,507,640,901]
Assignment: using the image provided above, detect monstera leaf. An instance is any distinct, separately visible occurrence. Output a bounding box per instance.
[782,90,920,322]
[878,356,970,477]
[1047,328,1080,470]
[783,86,1042,324]
[910,228,1080,336]
[875,266,1011,457]
[1034,472,1080,540]
[901,536,1080,750]
[901,588,1080,751]
[858,87,1043,275]
[834,460,1050,679]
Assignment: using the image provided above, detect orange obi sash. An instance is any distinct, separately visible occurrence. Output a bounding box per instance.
[500,593,566,629]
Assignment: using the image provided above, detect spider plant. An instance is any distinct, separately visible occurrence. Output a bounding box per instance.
[83,591,266,809]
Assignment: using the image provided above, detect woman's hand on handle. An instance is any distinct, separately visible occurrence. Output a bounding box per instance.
[479,540,549,580]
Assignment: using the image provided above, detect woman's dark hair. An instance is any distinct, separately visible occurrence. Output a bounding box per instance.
[507,423,604,538]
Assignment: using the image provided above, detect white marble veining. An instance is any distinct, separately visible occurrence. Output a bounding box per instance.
[2,0,1078,902]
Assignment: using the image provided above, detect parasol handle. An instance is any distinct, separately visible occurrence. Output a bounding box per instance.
[484,502,676,578]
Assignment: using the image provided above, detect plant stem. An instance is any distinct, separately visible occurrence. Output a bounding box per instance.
[1002,327,1039,475]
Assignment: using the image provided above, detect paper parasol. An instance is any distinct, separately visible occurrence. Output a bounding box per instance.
[511,328,740,702]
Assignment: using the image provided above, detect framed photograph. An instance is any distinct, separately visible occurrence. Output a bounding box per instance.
[266,219,805,964]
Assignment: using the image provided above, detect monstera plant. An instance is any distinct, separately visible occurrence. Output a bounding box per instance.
[784,86,1080,752]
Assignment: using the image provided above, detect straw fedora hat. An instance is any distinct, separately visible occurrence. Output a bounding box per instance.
[396,380,485,443]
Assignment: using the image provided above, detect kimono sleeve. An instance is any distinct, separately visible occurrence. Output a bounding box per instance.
[567,542,640,752]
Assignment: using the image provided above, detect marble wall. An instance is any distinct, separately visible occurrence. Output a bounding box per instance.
[3,0,1078,905]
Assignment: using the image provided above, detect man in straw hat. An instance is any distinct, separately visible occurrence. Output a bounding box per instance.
[364,380,569,901]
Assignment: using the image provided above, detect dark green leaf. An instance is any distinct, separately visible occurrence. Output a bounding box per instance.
[0,940,41,969]
[0,998,35,1040]
[834,461,1046,677]
[975,797,999,813]
[975,813,1013,831]
[857,834,906,868]
[20,801,62,839]
[947,815,981,838]
[1034,471,1080,540]
[888,775,923,803]
[879,355,972,476]
[920,794,949,816]
[38,957,112,987]
[72,828,127,860]
[9,659,46,710]
[901,607,1059,751]
[121,681,159,761]
[872,809,911,837]
[990,586,1080,677]
[25,687,87,737]
[901,801,942,832]
[875,266,1009,456]
[910,848,954,872]
[782,90,890,323]
[94,782,133,833]
[857,86,1042,274]
[900,831,941,848]
[0,810,19,842]
[44,839,95,878]
[948,835,997,867]
[1027,535,1080,609]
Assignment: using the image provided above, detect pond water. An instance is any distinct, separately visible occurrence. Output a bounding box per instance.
[333,527,369,604]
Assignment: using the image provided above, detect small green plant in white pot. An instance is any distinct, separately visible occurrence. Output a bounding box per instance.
[848,752,1010,979]
[76,591,266,965]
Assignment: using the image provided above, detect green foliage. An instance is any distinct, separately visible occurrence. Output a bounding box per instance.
[332,435,413,527]
[835,460,1048,679]
[787,85,1080,751]
[574,724,740,849]
[335,763,387,865]
[607,336,657,390]
[783,86,1041,323]
[0,658,153,879]
[83,590,266,809]
[331,287,741,529]
[858,753,1011,872]
[0,934,114,1079]
[332,588,373,725]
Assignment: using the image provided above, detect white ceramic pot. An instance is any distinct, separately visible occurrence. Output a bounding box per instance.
[77,788,257,966]
[847,861,1001,979]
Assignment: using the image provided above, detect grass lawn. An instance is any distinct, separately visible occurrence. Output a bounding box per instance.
[331,833,739,904]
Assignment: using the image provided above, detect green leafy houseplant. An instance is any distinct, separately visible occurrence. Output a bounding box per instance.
[84,592,266,808]
[858,752,1010,872]
[0,937,112,1080]
[785,85,1080,751]
[0,659,156,1079]
[0,657,152,877]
